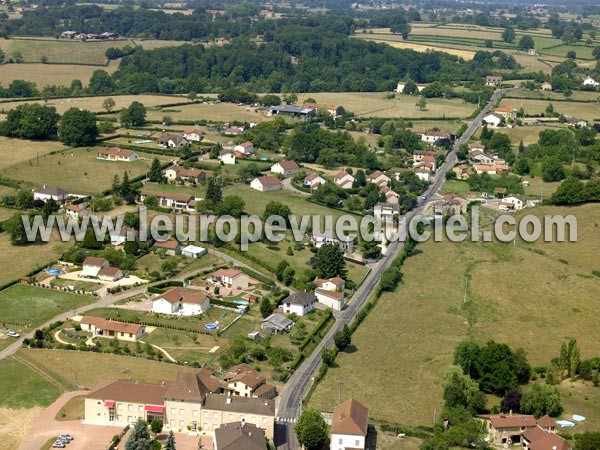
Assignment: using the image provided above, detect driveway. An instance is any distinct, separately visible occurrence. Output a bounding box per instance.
[281,177,309,196]
[18,391,123,450]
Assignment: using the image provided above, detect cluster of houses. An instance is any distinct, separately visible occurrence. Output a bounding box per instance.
[455,141,509,177]
[60,31,119,40]
[218,141,255,165]
[483,106,517,128]
[82,256,124,282]
[479,412,571,450]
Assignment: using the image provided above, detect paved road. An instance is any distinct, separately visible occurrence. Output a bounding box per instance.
[281,177,310,196]
[274,88,510,449]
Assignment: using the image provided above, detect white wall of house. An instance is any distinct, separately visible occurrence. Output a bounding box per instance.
[331,433,365,450]
[152,298,175,314]
[282,302,314,316]
[180,300,210,316]
[315,291,344,311]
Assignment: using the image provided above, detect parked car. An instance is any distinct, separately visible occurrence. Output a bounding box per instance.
[7,331,20,338]
[58,434,73,441]
[51,441,66,448]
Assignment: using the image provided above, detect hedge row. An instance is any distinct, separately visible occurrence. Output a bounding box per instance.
[298,309,334,352]
[147,280,184,294]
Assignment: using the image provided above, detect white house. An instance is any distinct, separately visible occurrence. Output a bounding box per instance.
[303,173,326,190]
[34,185,69,203]
[80,316,145,342]
[97,147,138,162]
[97,266,124,282]
[583,76,599,88]
[502,195,526,211]
[82,257,109,278]
[182,245,207,259]
[182,128,203,142]
[164,166,206,183]
[250,176,281,192]
[414,164,434,181]
[219,150,236,165]
[152,287,210,316]
[311,230,354,254]
[420,130,451,145]
[157,133,189,148]
[485,75,503,86]
[211,268,251,291]
[271,160,300,176]
[65,203,89,221]
[333,171,355,189]
[110,227,138,246]
[482,113,503,128]
[367,171,390,187]
[140,189,196,213]
[234,141,255,155]
[314,277,345,311]
[282,292,316,316]
[330,398,369,450]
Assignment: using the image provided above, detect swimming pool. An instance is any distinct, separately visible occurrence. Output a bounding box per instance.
[204,323,218,330]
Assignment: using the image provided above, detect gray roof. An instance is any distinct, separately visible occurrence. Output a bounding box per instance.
[268,105,314,115]
[262,313,293,329]
[284,292,316,306]
[214,422,267,450]
[35,185,68,196]
[203,393,275,416]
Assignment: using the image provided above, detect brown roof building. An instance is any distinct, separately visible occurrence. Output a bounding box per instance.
[331,398,369,436]
[214,421,267,450]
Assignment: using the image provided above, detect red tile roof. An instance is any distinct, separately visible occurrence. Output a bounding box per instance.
[153,239,180,250]
[255,176,281,186]
[159,287,208,305]
[83,257,108,267]
[81,316,143,335]
[331,399,369,436]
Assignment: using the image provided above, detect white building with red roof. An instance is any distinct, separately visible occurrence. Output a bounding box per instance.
[315,277,345,311]
[152,287,211,316]
[330,398,369,450]
[250,176,281,192]
[334,171,355,189]
[271,160,300,176]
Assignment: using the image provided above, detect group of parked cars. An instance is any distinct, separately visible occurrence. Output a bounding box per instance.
[51,434,74,448]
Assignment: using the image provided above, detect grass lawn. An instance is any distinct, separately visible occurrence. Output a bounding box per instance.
[55,395,85,422]
[143,327,223,365]
[522,176,560,198]
[440,179,471,195]
[502,124,568,146]
[505,90,600,102]
[296,92,476,119]
[0,206,26,221]
[134,252,220,278]
[308,204,600,429]
[3,147,169,195]
[0,284,94,333]
[145,101,270,123]
[0,136,68,171]
[0,356,62,408]
[0,233,71,289]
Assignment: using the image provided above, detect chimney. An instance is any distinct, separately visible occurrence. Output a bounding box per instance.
[509,410,512,416]
[241,418,245,428]
[226,392,232,404]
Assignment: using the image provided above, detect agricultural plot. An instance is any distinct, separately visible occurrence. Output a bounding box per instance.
[501,123,569,146]
[500,98,600,120]
[0,136,68,171]
[0,60,120,87]
[296,92,476,119]
[505,90,600,102]
[309,204,600,429]
[3,147,170,194]
[145,101,269,123]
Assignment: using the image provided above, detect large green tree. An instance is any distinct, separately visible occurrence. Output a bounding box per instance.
[58,108,98,146]
[120,101,147,127]
[313,243,347,279]
[295,408,329,450]
[1,103,59,139]
[575,432,600,450]
[89,69,116,94]
[125,419,152,450]
[520,384,563,417]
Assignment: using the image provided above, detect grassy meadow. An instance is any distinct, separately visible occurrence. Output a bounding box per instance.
[500,98,600,120]
[308,204,600,431]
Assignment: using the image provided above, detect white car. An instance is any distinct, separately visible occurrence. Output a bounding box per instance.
[7,331,20,338]
[51,441,66,448]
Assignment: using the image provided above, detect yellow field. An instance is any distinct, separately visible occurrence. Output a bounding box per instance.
[354,35,476,59]
[501,123,569,145]
[500,98,600,121]
[0,94,185,114]
[0,137,67,170]
[309,204,600,428]
[0,60,120,87]
[296,92,476,118]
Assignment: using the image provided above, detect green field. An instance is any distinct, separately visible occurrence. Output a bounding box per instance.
[0,356,62,409]
[2,147,170,195]
[308,204,600,431]
[500,98,600,121]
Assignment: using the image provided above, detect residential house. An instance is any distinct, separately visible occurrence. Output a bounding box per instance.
[157,133,189,148]
[211,268,251,291]
[414,164,433,181]
[267,105,315,118]
[413,150,438,165]
[281,292,316,316]
[219,150,236,165]
[541,81,552,91]
[473,164,509,175]
[302,102,339,118]
[485,75,503,86]
[420,130,452,145]
[311,230,355,253]
[482,112,503,128]
[65,203,89,220]
[502,195,526,211]
[152,287,211,316]
[140,189,196,213]
[214,421,267,450]
[33,185,69,203]
[223,364,277,399]
[97,147,138,162]
[334,171,355,189]
[380,186,399,204]
[202,395,275,438]
[183,128,203,142]
[373,203,400,222]
[61,30,78,38]
[314,277,345,311]
[528,48,539,56]
[98,266,124,282]
[582,76,599,88]
[164,166,206,183]
[565,117,588,128]
[153,239,182,256]
[234,142,255,155]
[261,313,294,334]
[367,170,390,187]
[452,164,474,180]
[330,398,369,450]
[479,413,537,446]
[468,142,485,153]
[493,107,517,121]
[250,176,281,192]
[109,227,138,246]
[303,173,326,190]
[470,153,495,165]
[271,160,300,176]
[223,126,245,136]
[80,316,144,341]
[182,245,207,259]
[387,167,410,181]
[82,257,109,278]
